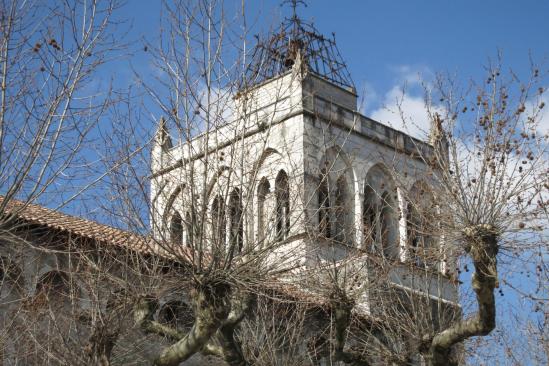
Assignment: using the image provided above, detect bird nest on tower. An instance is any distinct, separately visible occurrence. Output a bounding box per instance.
[243,1,355,92]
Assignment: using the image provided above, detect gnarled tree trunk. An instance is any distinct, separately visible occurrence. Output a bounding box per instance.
[135,282,232,366]
[427,224,499,366]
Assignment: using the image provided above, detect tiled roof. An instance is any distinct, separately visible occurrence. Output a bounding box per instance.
[0,196,335,308]
[0,196,167,256]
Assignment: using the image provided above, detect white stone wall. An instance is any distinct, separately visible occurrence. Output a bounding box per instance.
[151,70,458,306]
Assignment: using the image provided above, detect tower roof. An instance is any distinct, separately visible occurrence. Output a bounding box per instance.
[243,0,355,91]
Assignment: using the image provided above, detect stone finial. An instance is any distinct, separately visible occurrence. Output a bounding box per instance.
[429,113,444,145]
[155,117,172,151]
[429,113,449,167]
[291,47,308,80]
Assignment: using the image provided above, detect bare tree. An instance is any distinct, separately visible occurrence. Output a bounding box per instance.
[109,2,549,364]
[303,58,548,365]
[1,0,307,364]
[0,0,123,212]
[0,0,127,364]
[416,60,548,365]
[2,1,547,366]
[102,1,307,365]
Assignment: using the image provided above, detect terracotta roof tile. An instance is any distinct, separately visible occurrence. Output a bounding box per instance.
[0,196,168,256]
[0,196,334,307]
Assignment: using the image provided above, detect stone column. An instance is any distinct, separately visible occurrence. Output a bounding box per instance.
[354,186,363,248]
[397,187,408,262]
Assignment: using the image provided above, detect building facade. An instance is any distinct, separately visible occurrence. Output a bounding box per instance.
[150,11,458,318]
[0,7,461,366]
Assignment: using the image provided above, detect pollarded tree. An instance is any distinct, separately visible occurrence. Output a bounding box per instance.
[296,58,548,366]
[103,1,309,365]
[0,0,122,217]
[101,2,549,365]
[419,60,548,365]
[0,0,125,364]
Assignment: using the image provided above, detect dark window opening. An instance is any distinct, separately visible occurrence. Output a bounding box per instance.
[275,170,290,240]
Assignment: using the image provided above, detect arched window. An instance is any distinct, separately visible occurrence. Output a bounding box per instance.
[363,185,378,249]
[162,184,185,242]
[334,175,349,243]
[229,189,243,253]
[275,170,290,240]
[381,191,399,259]
[0,257,22,294]
[170,211,184,244]
[257,178,271,242]
[407,203,423,266]
[317,149,356,245]
[36,271,71,300]
[318,169,331,238]
[364,164,400,258]
[211,195,226,250]
[407,184,437,268]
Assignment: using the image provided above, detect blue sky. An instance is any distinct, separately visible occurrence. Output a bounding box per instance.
[119,0,549,140]
[127,0,549,79]
[74,2,549,363]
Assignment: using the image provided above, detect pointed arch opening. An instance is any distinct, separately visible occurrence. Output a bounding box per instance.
[35,270,74,306]
[211,195,226,252]
[275,170,290,241]
[257,177,271,242]
[161,184,185,238]
[229,188,244,253]
[334,175,350,243]
[380,191,399,260]
[407,183,438,268]
[318,168,331,238]
[363,164,399,259]
[363,185,378,250]
[317,148,355,245]
[170,211,184,245]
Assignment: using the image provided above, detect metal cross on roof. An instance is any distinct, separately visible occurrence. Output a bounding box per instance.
[243,0,355,91]
[281,0,307,19]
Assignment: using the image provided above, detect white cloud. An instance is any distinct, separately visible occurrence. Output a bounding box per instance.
[519,88,549,140]
[530,92,549,136]
[368,66,441,141]
[539,108,549,135]
[357,81,378,115]
[389,65,434,87]
[370,85,433,141]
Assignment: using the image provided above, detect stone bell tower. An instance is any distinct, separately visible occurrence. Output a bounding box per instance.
[150,0,458,317]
